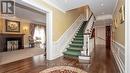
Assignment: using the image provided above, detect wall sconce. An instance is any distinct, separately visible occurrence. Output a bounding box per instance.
[23,26,28,34]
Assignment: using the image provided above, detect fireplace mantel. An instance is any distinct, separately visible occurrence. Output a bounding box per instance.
[0,33,25,36]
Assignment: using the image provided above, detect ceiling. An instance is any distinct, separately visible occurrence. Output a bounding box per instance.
[15,3,46,24]
[42,0,90,11]
[94,19,112,26]
[4,0,118,26]
[42,0,118,26]
[42,0,117,16]
[1,0,46,24]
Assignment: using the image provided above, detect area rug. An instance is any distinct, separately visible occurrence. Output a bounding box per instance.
[39,66,87,73]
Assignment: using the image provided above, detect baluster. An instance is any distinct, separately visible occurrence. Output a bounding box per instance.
[83,34,87,55]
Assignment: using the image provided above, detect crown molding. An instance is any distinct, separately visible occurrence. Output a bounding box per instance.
[42,0,66,13]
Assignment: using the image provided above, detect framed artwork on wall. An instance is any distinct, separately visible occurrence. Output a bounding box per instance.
[6,20,20,32]
[114,18,118,29]
[119,5,125,24]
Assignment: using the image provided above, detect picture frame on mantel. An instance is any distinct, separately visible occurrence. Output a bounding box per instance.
[6,20,20,32]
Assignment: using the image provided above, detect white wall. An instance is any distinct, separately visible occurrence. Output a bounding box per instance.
[126,0,130,73]
[95,26,106,45]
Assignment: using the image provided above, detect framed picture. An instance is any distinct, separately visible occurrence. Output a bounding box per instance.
[6,20,20,32]
[119,5,125,23]
[114,18,118,29]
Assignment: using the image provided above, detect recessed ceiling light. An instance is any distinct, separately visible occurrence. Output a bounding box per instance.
[101,3,104,6]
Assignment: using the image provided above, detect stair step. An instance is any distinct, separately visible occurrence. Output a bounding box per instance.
[75,35,83,37]
[63,21,87,58]
[72,41,83,44]
[78,30,83,33]
[76,33,83,35]
[69,44,83,48]
[63,51,81,57]
[75,35,83,38]
[73,38,83,40]
[67,47,83,51]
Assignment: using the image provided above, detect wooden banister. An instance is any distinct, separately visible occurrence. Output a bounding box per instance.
[83,13,93,33]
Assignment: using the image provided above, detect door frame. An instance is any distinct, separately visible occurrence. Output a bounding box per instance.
[106,26,111,49]
[18,0,53,60]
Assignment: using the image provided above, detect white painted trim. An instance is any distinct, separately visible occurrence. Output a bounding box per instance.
[125,0,128,73]
[65,4,88,11]
[41,0,66,13]
[113,41,125,49]
[111,40,125,73]
[112,0,119,16]
[22,0,53,60]
[53,14,85,59]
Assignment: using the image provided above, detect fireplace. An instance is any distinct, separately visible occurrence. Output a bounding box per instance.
[0,33,24,52]
[6,37,22,51]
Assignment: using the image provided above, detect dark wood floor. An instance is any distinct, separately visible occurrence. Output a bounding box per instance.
[0,45,119,73]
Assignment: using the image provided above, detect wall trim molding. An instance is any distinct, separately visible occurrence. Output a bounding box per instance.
[41,0,66,13]
[112,40,125,73]
[53,14,85,59]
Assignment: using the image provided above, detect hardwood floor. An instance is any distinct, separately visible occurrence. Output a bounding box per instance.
[0,45,119,73]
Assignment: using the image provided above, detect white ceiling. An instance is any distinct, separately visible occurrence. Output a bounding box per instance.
[42,0,117,17]
[15,3,46,24]
[2,0,46,24]
[42,0,90,11]
[14,0,118,26]
[42,0,118,26]
[88,0,117,17]
[95,19,112,26]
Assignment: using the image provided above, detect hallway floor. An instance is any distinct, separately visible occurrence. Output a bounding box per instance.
[0,45,119,73]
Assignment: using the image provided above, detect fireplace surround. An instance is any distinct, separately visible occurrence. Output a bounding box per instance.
[0,33,24,52]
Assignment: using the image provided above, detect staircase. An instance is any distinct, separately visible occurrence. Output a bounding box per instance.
[63,21,87,57]
[63,13,95,59]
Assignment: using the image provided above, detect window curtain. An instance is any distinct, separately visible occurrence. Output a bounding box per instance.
[33,25,45,48]
[30,23,36,37]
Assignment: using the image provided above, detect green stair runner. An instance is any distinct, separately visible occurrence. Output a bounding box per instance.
[63,21,87,57]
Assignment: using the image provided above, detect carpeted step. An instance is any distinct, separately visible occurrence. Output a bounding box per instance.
[76,35,84,37]
[63,21,87,58]
[69,43,83,48]
[75,35,83,37]
[75,36,83,38]
[76,33,83,35]
[67,47,83,51]
[73,38,83,41]
[72,40,83,44]
[63,51,81,57]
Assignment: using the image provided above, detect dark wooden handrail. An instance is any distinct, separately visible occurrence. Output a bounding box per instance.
[83,13,93,33]
[83,12,96,36]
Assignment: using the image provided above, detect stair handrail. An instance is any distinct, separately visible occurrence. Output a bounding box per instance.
[83,13,93,33]
[83,13,95,56]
